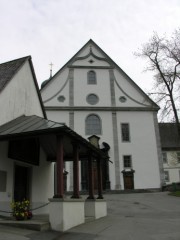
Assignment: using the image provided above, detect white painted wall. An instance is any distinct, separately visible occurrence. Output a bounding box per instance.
[117,111,161,189]
[41,41,162,191]
[0,60,44,126]
[0,141,54,217]
[49,199,85,231]
[31,148,54,215]
[163,151,180,184]
[41,68,69,107]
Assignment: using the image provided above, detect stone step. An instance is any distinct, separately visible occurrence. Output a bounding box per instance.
[0,219,50,231]
[85,216,95,223]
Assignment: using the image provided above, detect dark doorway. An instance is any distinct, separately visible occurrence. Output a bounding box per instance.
[14,165,30,201]
[123,171,134,190]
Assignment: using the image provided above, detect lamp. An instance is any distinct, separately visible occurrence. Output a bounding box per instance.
[88,135,100,148]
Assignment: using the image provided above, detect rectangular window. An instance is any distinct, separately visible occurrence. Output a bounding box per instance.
[121,123,130,142]
[177,152,180,163]
[162,152,167,163]
[123,155,132,168]
[164,171,169,182]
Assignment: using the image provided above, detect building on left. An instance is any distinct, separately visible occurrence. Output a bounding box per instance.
[0,56,107,231]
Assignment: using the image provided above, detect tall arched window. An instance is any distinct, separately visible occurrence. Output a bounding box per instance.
[85,114,101,135]
[87,71,97,84]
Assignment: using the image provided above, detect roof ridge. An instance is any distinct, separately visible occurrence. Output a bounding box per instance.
[0,56,31,93]
[0,56,31,66]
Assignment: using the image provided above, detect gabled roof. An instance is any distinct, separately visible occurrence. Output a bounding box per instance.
[0,56,29,93]
[159,123,180,150]
[41,39,159,110]
[0,56,47,118]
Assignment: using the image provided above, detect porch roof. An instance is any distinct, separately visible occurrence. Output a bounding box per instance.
[0,115,106,161]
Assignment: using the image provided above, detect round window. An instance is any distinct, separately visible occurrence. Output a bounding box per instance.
[57,95,65,102]
[86,94,99,105]
[119,96,127,103]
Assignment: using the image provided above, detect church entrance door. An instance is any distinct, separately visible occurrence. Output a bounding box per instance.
[14,165,30,201]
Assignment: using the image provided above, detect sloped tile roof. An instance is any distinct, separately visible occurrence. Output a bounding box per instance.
[0,115,107,158]
[0,115,64,136]
[0,56,30,92]
[159,123,180,149]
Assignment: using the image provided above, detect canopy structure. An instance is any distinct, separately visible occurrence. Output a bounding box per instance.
[0,115,107,199]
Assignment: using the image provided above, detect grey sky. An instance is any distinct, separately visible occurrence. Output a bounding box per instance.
[0,0,179,92]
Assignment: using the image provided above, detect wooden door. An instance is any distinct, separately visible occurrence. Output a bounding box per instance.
[124,174,134,190]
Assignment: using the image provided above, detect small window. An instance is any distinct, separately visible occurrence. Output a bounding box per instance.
[162,152,167,163]
[87,71,97,84]
[119,96,127,103]
[57,95,65,102]
[85,114,101,135]
[121,123,130,142]
[86,94,99,105]
[177,152,180,163]
[123,155,132,168]
[164,171,169,182]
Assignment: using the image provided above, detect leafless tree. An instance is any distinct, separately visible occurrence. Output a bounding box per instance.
[135,29,180,138]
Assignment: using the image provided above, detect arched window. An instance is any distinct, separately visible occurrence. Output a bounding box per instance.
[85,114,101,135]
[87,71,97,84]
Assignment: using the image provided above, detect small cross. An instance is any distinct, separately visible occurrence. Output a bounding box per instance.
[49,62,54,78]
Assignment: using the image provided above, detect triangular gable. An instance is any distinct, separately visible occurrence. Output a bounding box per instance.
[0,56,46,119]
[0,56,29,93]
[41,39,159,109]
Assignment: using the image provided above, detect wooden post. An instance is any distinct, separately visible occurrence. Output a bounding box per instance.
[54,135,64,198]
[71,142,80,198]
[87,152,95,199]
[97,157,103,199]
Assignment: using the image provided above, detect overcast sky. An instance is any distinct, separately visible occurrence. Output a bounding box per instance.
[0,0,179,92]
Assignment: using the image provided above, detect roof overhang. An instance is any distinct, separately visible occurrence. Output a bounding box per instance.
[0,115,107,161]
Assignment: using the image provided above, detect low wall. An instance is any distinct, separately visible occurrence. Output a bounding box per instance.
[49,198,85,232]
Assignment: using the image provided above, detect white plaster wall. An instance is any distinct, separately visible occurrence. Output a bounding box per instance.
[49,199,85,231]
[163,151,180,184]
[31,148,54,214]
[41,68,69,106]
[77,43,105,58]
[165,169,180,184]
[114,69,151,107]
[73,56,110,67]
[45,108,161,190]
[46,111,69,126]
[41,41,161,191]
[74,69,111,107]
[0,61,44,126]
[73,110,115,189]
[117,111,161,189]
[0,141,54,216]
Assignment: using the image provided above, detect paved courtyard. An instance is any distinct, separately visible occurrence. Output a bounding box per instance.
[0,192,180,240]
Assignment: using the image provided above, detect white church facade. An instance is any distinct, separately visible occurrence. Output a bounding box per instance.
[41,39,164,191]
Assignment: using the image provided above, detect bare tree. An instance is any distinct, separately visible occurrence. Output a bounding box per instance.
[135,29,180,137]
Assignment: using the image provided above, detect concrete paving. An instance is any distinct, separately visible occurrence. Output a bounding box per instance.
[0,192,180,240]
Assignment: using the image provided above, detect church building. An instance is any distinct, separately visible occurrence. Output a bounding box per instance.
[41,39,164,191]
